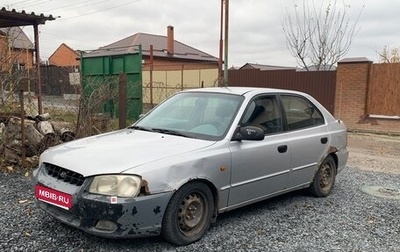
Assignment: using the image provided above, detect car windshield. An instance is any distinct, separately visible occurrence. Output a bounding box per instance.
[133,92,244,140]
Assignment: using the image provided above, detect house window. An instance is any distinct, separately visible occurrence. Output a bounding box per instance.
[12,62,26,71]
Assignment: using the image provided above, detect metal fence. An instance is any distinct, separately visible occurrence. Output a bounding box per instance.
[228,68,337,114]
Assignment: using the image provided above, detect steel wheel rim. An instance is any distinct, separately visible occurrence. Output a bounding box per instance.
[319,162,333,190]
[177,192,207,236]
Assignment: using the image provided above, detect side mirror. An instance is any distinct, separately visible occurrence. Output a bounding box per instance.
[232,126,265,141]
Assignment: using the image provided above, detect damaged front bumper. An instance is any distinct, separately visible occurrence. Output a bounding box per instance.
[35,191,173,238]
[33,166,173,239]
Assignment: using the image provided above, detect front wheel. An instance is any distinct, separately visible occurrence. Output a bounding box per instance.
[309,155,336,197]
[161,182,214,246]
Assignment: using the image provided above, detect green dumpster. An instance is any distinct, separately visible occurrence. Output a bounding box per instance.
[81,46,142,121]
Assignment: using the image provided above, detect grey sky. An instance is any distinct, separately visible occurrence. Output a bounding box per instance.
[1,0,398,67]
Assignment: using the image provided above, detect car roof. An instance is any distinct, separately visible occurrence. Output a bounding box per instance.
[182,87,309,98]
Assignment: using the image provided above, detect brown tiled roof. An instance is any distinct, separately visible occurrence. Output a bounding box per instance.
[0,26,34,49]
[84,32,218,62]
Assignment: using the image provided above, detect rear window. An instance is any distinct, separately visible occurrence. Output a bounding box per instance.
[280,95,324,131]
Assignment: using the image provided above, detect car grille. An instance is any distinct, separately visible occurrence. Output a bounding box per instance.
[44,163,85,186]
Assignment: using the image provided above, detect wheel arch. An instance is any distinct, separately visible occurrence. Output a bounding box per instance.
[178,178,219,222]
[327,150,339,171]
[315,151,338,177]
[331,153,338,169]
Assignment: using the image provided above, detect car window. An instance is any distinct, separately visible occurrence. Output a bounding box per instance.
[241,95,283,134]
[136,92,243,140]
[280,95,324,131]
[161,97,197,122]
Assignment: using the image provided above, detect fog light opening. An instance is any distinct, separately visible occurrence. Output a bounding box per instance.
[95,220,118,231]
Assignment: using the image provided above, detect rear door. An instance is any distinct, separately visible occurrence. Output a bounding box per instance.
[279,94,329,189]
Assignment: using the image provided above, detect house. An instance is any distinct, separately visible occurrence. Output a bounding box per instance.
[239,63,296,71]
[42,43,80,98]
[85,26,220,105]
[0,26,34,71]
[87,26,218,68]
[48,43,80,67]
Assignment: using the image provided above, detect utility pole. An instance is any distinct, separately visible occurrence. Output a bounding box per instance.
[218,0,229,87]
[218,0,223,86]
[223,0,229,86]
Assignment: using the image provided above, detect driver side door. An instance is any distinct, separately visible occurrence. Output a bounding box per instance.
[227,95,291,209]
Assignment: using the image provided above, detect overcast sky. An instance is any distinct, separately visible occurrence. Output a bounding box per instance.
[1,0,399,67]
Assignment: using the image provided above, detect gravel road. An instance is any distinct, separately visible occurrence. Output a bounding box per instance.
[1,133,399,252]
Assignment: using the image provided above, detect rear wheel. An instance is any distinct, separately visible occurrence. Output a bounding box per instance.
[309,156,336,197]
[161,182,214,246]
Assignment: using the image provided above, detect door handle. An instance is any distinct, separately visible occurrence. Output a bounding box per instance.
[277,145,288,153]
[320,137,328,144]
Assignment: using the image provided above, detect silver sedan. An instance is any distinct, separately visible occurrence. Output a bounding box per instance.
[33,87,348,246]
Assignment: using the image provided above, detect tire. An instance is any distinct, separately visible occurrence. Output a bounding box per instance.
[161,182,214,246]
[309,155,336,197]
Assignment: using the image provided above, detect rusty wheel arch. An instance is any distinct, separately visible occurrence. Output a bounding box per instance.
[327,146,339,171]
[315,148,339,178]
[180,179,219,223]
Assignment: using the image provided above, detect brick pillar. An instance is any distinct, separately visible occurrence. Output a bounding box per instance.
[335,58,372,130]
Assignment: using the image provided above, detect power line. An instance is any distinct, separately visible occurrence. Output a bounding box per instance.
[20,0,54,9]
[9,0,38,8]
[8,0,143,21]
[41,0,108,13]
[39,31,105,48]
[60,0,142,20]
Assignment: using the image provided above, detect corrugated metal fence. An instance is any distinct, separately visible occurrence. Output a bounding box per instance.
[41,65,79,96]
[228,69,337,114]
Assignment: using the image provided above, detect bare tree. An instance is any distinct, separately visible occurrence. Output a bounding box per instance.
[0,27,35,106]
[282,0,363,70]
[378,45,400,63]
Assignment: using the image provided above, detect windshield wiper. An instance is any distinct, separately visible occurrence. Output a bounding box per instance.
[128,126,192,138]
[128,125,155,132]
[151,128,192,138]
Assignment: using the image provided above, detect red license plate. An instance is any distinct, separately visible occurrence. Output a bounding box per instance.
[35,185,72,210]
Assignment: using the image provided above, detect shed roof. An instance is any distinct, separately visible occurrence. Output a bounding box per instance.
[84,32,218,62]
[0,7,55,27]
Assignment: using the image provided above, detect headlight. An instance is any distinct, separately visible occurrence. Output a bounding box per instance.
[88,175,142,197]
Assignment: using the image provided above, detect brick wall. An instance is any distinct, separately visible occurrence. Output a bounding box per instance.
[0,39,34,70]
[335,59,400,134]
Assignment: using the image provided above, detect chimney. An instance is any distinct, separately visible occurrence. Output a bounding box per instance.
[167,25,174,55]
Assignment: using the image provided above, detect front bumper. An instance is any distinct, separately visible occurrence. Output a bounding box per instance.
[33,165,173,239]
[35,190,173,238]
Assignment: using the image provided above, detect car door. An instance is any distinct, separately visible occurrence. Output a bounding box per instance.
[227,95,291,208]
[279,94,330,189]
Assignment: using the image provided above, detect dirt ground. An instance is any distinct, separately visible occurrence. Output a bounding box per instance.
[347,132,400,174]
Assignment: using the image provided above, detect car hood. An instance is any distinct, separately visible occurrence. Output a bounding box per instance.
[40,129,216,177]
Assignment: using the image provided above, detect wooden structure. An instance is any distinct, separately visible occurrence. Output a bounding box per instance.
[0,7,55,114]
